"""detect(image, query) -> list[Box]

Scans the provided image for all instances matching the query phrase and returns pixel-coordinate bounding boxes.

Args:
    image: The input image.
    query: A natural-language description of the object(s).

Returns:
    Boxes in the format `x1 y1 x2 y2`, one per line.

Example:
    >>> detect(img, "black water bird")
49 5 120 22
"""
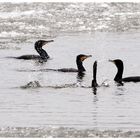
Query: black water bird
15 40 54 61
92 61 98 87
91 61 109 88
109 59 140 83
91 61 98 95
16 54 92 73
35 54 92 72
51 54 92 73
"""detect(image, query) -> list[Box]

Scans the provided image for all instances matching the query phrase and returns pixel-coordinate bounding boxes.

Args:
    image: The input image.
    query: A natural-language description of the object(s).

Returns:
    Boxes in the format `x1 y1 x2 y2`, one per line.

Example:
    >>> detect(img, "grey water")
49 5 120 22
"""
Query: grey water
0 2 140 137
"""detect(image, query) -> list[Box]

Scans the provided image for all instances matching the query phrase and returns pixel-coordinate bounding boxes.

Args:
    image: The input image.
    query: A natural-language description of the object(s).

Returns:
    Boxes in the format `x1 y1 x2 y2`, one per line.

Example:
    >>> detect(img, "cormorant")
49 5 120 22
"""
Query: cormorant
47 54 92 73
91 61 109 88
15 40 54 61
109 59 140 83
92 61 98 87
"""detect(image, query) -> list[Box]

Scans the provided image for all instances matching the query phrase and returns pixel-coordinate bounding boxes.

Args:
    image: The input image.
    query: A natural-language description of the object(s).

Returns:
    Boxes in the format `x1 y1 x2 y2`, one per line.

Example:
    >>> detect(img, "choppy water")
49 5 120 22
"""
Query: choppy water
1 2 140 41
0 2 140 137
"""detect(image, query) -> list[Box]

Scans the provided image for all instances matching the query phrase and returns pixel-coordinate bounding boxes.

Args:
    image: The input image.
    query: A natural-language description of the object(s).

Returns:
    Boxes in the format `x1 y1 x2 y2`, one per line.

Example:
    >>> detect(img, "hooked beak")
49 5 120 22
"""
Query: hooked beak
86 55 92 58
81 55 92 61
84 55 92 60
109 59 114 63
43 40 54 46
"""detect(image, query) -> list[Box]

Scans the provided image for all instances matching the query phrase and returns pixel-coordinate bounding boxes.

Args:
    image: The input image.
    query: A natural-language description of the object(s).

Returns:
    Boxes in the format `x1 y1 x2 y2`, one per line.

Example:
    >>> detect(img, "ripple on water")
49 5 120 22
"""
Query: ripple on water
0 127 140 137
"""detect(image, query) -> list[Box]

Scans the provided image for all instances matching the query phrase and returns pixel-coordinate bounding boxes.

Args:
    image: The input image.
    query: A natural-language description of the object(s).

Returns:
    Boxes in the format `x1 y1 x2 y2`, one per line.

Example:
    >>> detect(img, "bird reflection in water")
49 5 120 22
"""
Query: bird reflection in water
92 87 97 95
77 72 85 83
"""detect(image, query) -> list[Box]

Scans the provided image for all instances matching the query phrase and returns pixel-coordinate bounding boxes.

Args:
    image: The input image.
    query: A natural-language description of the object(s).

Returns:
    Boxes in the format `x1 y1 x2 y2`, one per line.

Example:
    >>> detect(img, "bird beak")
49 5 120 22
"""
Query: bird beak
46 40 54 43
85 55 92 60
43 40 54 46
86 55 92 58
81 55 92 61
109 59 115 63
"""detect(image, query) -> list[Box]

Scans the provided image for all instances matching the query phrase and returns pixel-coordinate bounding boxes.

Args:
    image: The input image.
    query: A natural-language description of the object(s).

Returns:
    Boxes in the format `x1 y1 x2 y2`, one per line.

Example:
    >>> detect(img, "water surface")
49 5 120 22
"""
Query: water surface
0 2 140 137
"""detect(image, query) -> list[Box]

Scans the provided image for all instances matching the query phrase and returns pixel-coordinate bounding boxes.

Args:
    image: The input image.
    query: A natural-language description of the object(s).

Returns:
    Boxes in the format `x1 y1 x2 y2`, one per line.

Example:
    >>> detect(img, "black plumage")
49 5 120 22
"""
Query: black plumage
92 61 98 87
16 40 54 62
56 54 92 72
109 59 140 83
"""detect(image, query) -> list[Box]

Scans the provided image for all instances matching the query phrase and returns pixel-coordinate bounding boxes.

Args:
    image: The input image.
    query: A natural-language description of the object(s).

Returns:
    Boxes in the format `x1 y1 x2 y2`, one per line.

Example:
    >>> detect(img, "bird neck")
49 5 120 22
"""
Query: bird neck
114 64 124 82
35 46 49 59
76 60 85 72
92 61 98 87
